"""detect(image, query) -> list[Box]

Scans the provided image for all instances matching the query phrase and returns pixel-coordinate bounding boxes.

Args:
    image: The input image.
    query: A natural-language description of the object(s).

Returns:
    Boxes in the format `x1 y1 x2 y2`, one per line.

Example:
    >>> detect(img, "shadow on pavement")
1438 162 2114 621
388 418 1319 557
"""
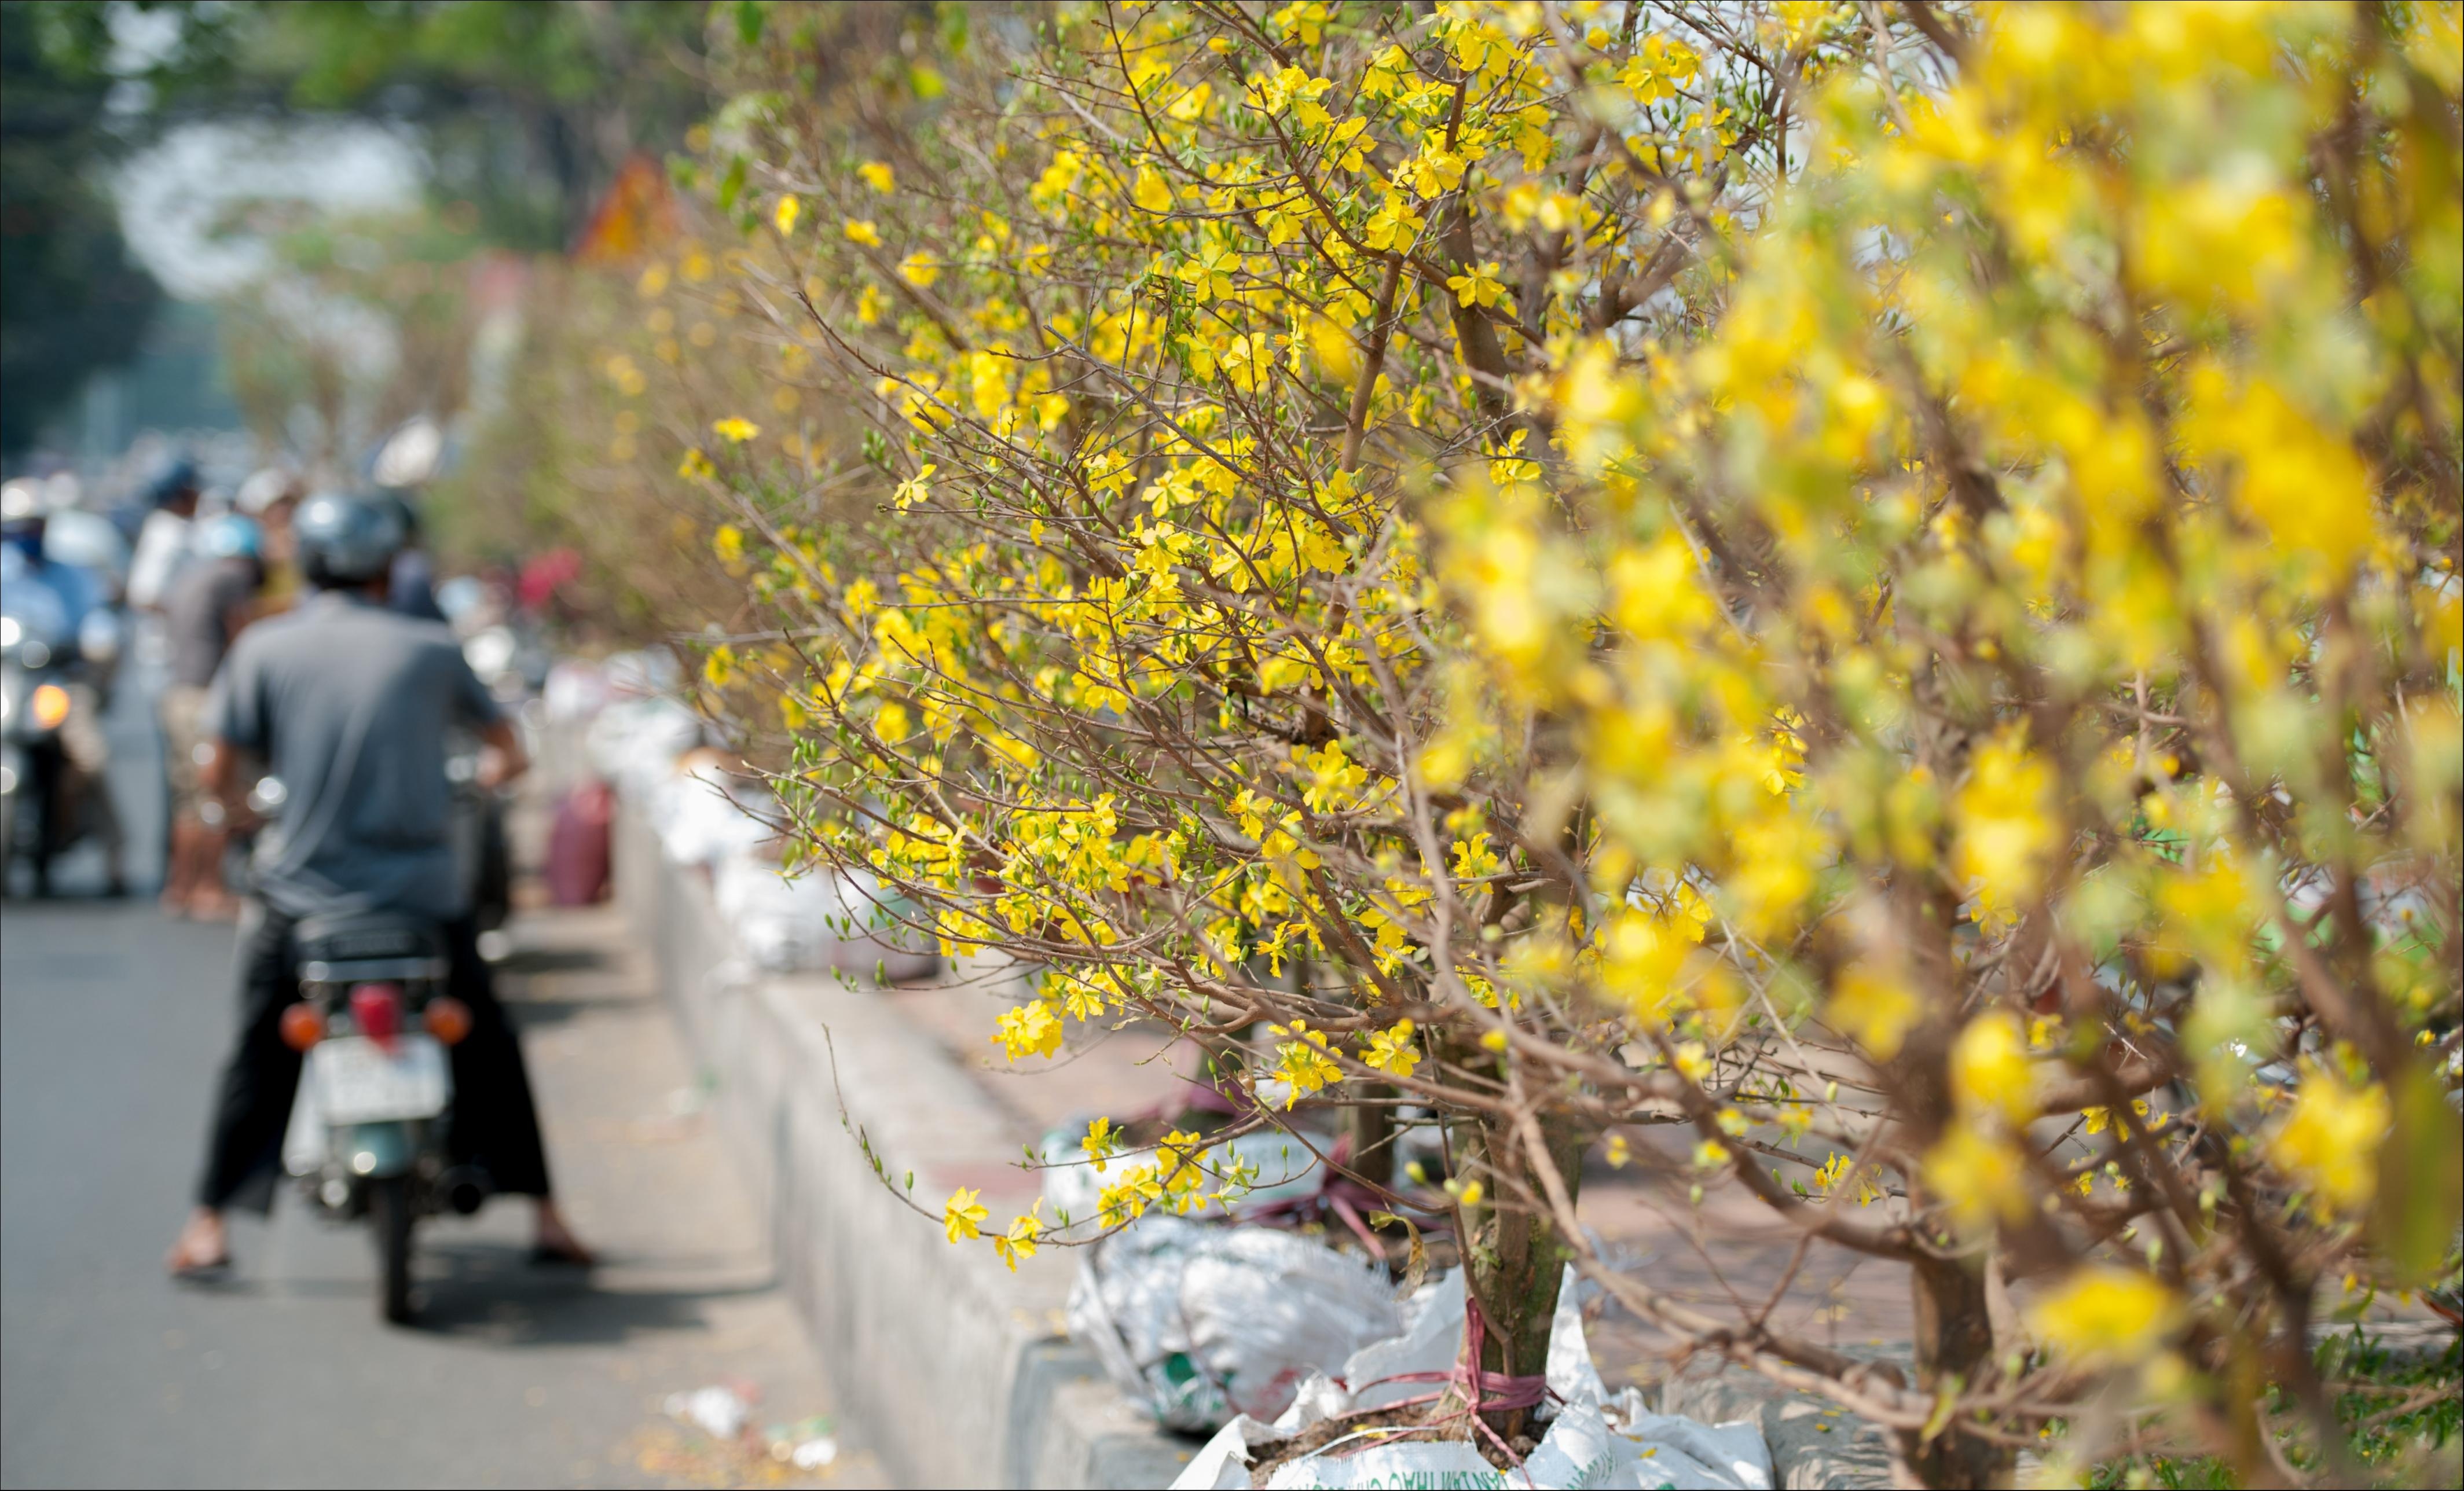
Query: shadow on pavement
399 1241 779 1347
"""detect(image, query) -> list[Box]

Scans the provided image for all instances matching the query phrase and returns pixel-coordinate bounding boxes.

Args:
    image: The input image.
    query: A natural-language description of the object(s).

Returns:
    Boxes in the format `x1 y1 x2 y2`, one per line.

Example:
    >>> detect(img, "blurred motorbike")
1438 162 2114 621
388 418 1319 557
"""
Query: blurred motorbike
276 912 482 1324
0 596 121 896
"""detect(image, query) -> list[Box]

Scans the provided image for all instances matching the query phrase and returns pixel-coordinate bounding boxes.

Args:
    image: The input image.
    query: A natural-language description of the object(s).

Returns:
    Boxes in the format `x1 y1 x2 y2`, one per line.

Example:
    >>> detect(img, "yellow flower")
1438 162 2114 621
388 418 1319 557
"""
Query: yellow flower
1081 1116 1119 1172
702 644 735 689
943 1186 988 1244
1360 1018 1420 1078
713 417 760 443
1444 260 1506 309
2029 1268 2184 1364
1132 165 1173 214
991 999 1064 1062
1923 1125 2030 1231
677 448 715 480
1604 1133 1631 1169
1950 1011 2037 1126
844 218 883 247
773 194 801 234
1953 735 2059 907
899 250 941 288
993 1208 1043 1271
713 524 745 565
894 463 937 511
858 161 894 193
1268 1020 1342 1106
1814 1152 1884 1207
1828 967 1923 1062
2268 1066 2390 1213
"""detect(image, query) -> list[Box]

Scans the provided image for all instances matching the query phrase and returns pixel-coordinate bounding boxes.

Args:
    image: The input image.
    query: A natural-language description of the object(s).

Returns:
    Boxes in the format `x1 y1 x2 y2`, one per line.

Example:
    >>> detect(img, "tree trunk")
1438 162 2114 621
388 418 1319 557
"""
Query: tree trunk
1343 1084 1394 1191
1902 1254 2016 1487
1455 1110 1587 1442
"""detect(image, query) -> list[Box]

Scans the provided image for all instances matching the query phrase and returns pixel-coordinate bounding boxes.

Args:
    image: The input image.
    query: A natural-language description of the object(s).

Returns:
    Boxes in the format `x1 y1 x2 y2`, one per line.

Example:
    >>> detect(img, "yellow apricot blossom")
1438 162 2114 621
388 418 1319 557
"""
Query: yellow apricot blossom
942 1186 988 1244
2029 1268 2185 1365
2268 1067 2392 1214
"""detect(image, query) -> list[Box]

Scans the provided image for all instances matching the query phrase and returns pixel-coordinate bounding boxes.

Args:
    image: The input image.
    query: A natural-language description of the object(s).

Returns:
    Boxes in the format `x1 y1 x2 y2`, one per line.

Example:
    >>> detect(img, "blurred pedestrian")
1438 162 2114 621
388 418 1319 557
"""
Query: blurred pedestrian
166 492 592 1277
157 513 266 920
381 492 448 623
234 466 305 613
125 458 202 614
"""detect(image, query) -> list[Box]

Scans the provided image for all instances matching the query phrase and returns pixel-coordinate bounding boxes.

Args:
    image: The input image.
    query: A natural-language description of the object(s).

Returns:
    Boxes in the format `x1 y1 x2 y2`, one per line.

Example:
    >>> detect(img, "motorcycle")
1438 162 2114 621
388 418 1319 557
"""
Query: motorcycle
1 605 76 895
276 912 483 1323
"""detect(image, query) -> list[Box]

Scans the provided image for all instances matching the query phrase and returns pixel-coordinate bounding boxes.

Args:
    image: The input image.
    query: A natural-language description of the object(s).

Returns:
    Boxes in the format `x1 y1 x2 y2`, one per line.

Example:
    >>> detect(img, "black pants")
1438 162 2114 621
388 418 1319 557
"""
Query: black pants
195 902 554 1212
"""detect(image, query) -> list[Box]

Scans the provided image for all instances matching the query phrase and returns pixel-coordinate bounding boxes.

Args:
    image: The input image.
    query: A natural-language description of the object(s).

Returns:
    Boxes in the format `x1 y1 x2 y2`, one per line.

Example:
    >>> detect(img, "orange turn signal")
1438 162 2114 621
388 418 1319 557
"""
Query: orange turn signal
423 996 472 1046
279 1002 324 1051
30 683 70 732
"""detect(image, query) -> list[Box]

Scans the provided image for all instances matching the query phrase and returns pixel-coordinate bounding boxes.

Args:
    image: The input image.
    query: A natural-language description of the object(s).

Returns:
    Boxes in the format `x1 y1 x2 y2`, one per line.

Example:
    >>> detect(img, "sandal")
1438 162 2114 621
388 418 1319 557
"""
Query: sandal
528 1240 597 1269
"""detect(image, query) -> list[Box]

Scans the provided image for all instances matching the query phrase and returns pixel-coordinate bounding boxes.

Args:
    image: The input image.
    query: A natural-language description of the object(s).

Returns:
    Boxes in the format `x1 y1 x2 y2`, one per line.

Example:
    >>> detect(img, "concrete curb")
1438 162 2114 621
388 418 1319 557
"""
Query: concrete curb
615 810 1197 1489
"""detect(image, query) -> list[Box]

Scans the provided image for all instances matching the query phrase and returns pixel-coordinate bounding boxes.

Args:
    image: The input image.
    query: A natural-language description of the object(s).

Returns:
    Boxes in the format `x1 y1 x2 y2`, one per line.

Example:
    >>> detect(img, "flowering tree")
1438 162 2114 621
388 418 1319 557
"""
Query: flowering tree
659 2 2460 1483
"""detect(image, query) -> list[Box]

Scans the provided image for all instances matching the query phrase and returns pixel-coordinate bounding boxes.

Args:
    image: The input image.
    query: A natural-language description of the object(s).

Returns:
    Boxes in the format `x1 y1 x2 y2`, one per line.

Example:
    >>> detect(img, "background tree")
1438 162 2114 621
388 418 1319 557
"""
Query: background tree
32 0 714 252
0 1 163 457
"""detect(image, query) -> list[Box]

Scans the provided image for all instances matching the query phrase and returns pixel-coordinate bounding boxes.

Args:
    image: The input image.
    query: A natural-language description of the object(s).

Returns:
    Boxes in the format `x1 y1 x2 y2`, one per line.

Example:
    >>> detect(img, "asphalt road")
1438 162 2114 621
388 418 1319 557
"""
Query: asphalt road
1 648 879 1489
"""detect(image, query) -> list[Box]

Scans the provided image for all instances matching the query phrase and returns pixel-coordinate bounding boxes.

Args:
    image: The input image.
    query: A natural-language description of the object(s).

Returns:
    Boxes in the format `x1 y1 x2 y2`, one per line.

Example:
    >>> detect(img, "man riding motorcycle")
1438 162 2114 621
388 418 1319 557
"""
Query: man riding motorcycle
166 491 590 1278
1 479 127 897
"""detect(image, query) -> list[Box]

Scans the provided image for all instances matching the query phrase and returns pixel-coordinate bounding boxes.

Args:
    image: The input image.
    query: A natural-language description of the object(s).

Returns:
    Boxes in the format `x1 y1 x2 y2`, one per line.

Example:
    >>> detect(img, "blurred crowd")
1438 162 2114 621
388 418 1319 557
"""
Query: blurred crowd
1 434 584 909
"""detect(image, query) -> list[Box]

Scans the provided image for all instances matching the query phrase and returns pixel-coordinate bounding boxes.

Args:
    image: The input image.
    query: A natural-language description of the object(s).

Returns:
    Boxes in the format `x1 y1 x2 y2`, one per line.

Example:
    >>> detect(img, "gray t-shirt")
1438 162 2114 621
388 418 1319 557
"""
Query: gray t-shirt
164 556 259 689
206 590 499 920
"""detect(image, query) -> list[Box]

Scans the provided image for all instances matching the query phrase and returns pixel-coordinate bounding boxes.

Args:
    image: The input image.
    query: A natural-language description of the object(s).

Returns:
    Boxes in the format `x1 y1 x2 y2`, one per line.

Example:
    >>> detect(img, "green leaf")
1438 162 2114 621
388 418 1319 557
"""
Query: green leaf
716 153 749 211
733 0 767 47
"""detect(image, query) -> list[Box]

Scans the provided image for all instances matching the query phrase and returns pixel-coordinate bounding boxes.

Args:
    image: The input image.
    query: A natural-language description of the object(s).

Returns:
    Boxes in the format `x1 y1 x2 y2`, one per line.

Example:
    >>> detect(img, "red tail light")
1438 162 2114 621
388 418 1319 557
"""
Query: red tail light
349 983 404 1047
423 996 472 1046
279 1002 324 1051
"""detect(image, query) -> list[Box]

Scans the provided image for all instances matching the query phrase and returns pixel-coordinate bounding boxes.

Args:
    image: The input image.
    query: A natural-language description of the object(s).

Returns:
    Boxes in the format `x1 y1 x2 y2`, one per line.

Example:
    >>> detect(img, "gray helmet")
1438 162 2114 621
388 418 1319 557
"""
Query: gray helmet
295 491 406 587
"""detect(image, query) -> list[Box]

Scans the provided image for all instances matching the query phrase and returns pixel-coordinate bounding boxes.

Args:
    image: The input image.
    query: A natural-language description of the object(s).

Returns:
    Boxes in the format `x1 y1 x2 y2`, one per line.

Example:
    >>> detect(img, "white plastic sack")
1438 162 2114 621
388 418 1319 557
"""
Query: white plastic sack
712 851 940 979
1039 1128 1325 1236
1171 1269 1772 1490
658 763 774 869
586 696 702 801
1068 1216 1405 1432
1178 1400 1769 1490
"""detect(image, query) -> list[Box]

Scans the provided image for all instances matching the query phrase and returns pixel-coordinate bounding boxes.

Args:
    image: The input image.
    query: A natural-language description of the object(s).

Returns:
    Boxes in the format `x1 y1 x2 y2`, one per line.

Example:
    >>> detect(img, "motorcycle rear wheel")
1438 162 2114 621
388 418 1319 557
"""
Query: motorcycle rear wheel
367 1176 416 1324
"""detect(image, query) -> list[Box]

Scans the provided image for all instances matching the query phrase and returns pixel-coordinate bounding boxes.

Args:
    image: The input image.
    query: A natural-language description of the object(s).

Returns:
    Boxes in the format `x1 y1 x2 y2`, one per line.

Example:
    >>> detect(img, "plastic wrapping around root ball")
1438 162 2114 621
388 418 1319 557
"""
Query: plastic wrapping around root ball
1169 1268 1777 1490
1066 1215 1405 1431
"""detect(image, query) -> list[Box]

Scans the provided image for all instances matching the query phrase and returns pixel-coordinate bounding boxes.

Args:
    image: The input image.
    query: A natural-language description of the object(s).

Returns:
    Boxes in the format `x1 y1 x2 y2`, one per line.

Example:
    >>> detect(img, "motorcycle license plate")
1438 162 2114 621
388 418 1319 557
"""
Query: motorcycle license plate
309 1036 450 1124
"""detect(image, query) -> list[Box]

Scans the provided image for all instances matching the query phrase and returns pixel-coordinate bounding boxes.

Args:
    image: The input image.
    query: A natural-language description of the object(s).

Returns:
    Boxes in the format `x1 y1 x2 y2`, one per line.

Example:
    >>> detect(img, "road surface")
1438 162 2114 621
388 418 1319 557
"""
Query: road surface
1 648 879 1489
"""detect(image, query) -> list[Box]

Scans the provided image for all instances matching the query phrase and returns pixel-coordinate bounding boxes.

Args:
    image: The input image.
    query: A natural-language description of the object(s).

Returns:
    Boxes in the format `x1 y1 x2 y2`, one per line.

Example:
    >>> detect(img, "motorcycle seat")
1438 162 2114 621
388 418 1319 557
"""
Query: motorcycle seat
292 912 448 967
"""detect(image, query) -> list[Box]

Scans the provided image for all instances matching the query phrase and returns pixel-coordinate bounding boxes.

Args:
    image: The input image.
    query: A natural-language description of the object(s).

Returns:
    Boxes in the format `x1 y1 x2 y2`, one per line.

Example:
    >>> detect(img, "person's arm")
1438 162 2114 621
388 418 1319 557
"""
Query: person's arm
476 716 528 789
197 738 250 828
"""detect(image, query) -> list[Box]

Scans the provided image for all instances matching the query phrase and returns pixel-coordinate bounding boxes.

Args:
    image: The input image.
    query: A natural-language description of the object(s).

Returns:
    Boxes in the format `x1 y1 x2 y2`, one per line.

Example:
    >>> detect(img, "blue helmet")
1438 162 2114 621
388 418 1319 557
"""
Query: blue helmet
148 458 201 508
295 492 406 587
197 513 262 561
